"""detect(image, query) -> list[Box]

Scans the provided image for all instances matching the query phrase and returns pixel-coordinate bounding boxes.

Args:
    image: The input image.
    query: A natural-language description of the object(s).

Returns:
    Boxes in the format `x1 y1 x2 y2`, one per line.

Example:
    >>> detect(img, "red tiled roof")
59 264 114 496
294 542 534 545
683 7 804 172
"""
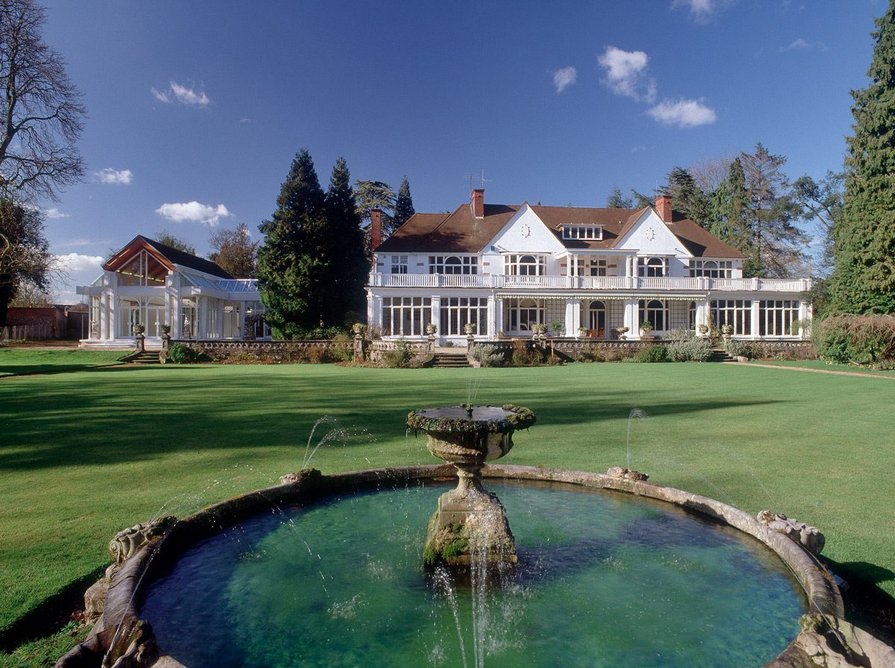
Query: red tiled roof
377 201 744 259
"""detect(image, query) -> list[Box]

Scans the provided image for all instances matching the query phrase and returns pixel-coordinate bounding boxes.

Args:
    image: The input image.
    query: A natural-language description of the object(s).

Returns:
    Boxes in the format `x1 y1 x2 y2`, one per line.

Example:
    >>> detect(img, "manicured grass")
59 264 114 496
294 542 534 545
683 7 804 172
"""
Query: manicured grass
1 355 893 662
0 349 123 377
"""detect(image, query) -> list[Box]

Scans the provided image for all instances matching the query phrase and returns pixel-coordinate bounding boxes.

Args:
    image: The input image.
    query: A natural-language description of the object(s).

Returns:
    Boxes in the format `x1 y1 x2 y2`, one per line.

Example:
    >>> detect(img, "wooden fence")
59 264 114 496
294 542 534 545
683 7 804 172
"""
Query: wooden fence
0 323 55 341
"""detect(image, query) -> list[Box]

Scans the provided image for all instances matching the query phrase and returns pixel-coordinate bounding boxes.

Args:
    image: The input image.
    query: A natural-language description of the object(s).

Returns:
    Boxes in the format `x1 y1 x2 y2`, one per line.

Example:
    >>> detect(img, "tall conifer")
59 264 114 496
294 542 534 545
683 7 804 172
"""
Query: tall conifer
829 2 895 313
324 157 368 324
392 176 416 232
257 149 326 338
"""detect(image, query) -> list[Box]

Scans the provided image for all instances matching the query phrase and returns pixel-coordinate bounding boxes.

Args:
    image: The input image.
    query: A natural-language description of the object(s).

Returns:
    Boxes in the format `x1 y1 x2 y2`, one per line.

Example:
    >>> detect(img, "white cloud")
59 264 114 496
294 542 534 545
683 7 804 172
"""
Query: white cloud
597 46 656 103
648 99 717 127
52 253 105 304
56 252 104 273
151 81 211 107
672 0 716 23
156 201 230 226
781 38 826 52
43 207 69 219
96 168 133 185
552 66 577 93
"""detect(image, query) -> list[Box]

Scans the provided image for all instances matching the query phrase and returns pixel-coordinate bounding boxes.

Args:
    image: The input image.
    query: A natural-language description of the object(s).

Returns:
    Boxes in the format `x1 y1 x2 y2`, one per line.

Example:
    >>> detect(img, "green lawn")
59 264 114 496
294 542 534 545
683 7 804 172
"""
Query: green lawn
1 352 893 663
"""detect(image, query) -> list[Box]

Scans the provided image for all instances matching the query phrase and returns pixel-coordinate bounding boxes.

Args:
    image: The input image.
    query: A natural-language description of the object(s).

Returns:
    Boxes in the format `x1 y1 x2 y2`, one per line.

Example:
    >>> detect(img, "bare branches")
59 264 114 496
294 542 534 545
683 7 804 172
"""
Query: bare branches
0 0 84 202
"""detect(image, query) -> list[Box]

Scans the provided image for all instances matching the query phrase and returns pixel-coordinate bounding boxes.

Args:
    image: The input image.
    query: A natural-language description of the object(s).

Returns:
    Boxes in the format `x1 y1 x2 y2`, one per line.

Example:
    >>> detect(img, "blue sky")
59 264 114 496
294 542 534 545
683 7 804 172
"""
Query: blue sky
38 0 884 302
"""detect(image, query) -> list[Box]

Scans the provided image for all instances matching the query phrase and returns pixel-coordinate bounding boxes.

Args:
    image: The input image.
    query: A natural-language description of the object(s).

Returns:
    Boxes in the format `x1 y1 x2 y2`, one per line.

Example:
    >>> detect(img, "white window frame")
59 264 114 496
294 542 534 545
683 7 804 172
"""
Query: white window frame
428 255 477 275
382 297 431 336
390 255 408 274
440 297 488 336
637 257 667 278
638 299 668 331
561 225 603 240
505 254 545 276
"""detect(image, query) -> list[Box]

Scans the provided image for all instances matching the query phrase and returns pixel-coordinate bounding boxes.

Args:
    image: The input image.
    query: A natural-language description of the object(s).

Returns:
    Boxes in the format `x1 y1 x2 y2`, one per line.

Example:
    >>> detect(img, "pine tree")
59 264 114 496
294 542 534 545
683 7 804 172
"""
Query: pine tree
738 144 807 277
392 176 415 232
257 149 327 338
323 157 367 325
665 167 711 228
606 186 633 208
829 2 895 313
710 157 750 252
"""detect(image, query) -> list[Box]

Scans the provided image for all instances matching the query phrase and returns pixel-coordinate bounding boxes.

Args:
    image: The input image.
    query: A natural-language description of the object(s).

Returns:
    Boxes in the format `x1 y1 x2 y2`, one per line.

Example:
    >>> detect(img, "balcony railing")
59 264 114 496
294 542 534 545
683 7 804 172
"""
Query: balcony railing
368 273 811 293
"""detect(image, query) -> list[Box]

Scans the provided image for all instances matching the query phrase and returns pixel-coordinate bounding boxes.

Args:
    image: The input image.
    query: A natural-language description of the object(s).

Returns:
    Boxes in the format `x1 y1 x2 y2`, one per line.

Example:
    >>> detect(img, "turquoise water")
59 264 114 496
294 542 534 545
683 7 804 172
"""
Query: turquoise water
141 482 804 667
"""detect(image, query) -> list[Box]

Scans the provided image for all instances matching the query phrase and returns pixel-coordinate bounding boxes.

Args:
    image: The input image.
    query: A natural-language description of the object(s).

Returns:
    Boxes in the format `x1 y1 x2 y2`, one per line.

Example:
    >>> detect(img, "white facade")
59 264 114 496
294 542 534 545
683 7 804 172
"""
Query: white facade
76 237 266 347
367 198 812 343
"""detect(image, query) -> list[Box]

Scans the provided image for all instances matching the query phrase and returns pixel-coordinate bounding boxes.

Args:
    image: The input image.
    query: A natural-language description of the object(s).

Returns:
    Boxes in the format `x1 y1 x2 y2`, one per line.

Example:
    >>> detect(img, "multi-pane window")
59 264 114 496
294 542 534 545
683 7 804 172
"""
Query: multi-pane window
638 299 668 330
390 255 408 274
505 298 544 331
712 299 752 336
637 257 667 277
428 255 477 274
759 300 799 336
505 254 544 276
568 257 607 276
382 297 431 336
690 260 733 278
561 225 603 240
440 297 487 336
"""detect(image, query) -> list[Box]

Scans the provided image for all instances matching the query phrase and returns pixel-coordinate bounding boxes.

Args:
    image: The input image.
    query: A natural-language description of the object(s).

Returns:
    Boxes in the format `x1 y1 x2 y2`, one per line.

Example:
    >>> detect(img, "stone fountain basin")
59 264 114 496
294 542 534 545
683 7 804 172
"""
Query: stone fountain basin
407 404 535 463
57 465 895 668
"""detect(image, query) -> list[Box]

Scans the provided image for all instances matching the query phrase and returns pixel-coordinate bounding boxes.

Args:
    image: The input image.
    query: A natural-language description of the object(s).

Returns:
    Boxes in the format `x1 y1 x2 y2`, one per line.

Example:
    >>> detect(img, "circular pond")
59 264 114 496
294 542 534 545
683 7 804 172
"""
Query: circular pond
141 480 804 667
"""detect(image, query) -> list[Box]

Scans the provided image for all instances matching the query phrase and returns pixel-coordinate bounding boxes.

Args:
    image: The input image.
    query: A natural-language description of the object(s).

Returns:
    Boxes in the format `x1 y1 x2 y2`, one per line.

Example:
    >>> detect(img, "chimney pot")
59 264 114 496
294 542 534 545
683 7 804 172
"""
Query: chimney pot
471 188 485 219
655 195 673 223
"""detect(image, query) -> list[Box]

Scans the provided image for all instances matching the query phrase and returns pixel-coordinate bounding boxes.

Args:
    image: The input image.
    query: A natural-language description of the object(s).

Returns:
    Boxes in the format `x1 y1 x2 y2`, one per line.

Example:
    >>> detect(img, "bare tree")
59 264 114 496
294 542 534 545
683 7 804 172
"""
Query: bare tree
0 0 85 200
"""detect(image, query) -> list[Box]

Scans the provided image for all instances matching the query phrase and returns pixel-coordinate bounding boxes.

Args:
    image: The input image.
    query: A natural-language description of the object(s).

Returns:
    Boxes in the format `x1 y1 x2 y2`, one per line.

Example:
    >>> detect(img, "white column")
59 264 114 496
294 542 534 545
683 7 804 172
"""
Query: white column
799 300 811 339
624 298 638 336
751 300 760 339
494 297 504 336
431 296 441 336
565 299 579 337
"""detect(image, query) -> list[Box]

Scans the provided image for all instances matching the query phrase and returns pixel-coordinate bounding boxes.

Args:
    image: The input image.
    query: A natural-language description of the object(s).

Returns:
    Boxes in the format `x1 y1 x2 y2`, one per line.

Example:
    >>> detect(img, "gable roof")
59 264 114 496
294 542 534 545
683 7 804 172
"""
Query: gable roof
104 235 235 279
377 201 744 259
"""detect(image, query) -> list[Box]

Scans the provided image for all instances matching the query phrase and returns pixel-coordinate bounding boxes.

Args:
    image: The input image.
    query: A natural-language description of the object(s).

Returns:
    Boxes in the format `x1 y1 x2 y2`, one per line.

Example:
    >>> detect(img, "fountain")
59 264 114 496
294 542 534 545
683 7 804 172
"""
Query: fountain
56 406 895 668
406 403 535 569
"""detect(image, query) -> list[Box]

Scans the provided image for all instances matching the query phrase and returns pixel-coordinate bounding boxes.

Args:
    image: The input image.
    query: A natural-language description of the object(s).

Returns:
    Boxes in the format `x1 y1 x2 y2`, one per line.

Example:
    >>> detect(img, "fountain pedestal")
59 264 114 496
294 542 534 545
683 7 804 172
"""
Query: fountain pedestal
407 405 535 569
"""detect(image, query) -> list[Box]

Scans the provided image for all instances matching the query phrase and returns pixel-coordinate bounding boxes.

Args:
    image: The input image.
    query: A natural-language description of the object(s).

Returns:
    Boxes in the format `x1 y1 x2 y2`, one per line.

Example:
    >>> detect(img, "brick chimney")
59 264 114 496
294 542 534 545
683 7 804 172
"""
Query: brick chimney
370 208 382 250
655 195 673 223
471 188 485 219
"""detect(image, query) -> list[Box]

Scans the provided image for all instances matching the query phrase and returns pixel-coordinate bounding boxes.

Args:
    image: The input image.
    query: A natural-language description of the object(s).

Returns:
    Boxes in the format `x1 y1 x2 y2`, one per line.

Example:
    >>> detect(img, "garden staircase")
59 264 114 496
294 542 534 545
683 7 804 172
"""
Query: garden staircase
121 349 163 365
709 348 736 363
431 351 471 368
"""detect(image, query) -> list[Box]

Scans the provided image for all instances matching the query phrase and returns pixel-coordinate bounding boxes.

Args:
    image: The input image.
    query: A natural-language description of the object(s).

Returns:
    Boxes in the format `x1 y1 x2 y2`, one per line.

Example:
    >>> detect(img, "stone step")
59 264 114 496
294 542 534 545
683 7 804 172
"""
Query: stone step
432 353 470 368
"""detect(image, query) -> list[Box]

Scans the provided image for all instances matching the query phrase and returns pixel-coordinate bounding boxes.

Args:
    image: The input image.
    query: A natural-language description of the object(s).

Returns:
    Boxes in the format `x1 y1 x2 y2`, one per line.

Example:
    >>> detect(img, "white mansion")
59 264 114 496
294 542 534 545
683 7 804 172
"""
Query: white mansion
77 192 811 347
366 190 812 343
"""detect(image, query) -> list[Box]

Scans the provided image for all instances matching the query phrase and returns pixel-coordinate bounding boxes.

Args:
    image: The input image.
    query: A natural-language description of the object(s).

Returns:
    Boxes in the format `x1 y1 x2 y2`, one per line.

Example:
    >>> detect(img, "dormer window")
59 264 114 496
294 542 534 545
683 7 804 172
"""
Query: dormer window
561 225 603 240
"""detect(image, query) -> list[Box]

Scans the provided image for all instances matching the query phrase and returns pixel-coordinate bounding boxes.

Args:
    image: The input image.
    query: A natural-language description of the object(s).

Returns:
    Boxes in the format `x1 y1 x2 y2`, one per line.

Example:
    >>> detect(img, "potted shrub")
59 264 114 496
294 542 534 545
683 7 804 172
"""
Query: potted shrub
550 319 563 337
463 322 476 336
531 323 547 339
721 324 733 340
426 322 437 336
698 324 709 336
639 321 654 339
615 326 629 340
